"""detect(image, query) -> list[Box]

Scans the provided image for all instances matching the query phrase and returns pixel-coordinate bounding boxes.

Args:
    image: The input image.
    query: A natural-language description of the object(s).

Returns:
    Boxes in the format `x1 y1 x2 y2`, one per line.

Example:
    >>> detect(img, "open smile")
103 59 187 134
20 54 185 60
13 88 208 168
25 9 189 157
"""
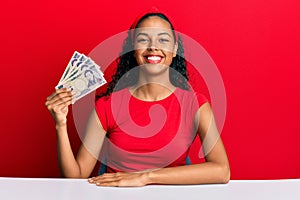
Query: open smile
144 55 163 64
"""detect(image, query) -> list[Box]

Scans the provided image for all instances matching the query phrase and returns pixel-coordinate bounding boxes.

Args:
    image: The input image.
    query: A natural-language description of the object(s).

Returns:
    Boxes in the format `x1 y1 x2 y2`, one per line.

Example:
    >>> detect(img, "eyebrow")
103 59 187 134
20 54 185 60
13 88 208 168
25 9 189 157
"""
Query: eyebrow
158 32 172 37
136 33 148 37
136 32 172 38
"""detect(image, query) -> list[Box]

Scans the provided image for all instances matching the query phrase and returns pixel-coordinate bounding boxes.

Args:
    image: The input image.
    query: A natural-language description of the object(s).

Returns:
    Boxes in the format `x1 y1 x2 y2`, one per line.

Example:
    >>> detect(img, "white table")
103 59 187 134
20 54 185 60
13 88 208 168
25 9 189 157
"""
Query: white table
0 177 299 200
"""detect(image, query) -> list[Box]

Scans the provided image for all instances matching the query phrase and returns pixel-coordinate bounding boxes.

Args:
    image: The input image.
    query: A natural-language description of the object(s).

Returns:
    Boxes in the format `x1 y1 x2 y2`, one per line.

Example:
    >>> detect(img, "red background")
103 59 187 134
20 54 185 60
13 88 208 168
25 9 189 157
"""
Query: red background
1 0 299 179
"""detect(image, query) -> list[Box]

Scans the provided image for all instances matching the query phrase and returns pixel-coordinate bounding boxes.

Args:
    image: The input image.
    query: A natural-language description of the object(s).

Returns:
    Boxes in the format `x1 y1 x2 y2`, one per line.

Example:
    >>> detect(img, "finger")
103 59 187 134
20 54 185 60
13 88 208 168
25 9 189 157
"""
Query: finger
46 88 71 101
88 177 95 183
46 91 73 108
89 174 122 185
46 93 71 108
46 95 72 110
89 171 126 180
90 175 116 183
99 173 121 178
53 93 73 106
52 89 73 103
96 181 120 187
46 95 73 112
90 173 118 181
95 176 121 184
54 98 73 111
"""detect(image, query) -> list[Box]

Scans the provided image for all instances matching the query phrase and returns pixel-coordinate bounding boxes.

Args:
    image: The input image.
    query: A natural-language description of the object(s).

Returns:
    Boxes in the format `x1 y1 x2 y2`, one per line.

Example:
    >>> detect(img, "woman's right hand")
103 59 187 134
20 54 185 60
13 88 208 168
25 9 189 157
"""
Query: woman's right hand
45 88 74 127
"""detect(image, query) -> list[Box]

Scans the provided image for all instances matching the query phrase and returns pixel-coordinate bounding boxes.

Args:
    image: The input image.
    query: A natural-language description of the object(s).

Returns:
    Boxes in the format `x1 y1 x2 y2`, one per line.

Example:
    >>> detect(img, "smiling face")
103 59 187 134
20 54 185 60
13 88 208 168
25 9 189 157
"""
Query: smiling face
133 16 178 69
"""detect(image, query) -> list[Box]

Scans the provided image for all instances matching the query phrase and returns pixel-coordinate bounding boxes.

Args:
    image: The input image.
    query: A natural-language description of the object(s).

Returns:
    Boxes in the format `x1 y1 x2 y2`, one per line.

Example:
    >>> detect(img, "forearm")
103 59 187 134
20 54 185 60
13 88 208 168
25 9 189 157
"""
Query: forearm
146 162 230 185
56 124 82 178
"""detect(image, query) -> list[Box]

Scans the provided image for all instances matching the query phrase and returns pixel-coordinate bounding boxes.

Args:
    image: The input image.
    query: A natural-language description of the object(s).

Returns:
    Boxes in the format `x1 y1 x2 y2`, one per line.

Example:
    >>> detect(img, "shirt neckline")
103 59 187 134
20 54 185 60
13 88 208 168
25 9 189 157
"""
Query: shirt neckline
127 87 177 103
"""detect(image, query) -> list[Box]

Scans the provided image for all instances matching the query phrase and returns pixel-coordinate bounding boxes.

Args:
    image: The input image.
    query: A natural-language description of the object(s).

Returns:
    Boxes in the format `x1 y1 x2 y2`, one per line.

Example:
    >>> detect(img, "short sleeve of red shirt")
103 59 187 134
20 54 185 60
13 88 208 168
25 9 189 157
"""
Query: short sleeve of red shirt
95 96 111 132
195 92 209 108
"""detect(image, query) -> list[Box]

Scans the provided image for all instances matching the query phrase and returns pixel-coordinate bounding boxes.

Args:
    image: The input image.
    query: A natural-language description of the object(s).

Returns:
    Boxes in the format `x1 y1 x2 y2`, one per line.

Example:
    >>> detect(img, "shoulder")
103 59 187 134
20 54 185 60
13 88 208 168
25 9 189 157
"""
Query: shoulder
175 87 209 107
195 91 209 107
94 88 129 131
95 88 129 108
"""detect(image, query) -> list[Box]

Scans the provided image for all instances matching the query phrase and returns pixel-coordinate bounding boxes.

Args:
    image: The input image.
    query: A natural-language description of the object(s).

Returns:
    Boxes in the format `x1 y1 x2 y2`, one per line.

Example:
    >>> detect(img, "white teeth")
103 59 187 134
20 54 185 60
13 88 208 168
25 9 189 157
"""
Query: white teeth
147 56 161 61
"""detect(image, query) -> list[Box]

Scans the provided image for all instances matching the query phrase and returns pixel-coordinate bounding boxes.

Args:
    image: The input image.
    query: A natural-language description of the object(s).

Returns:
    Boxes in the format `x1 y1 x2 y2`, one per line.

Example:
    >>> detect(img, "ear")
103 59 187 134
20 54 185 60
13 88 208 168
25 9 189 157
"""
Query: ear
172 42 178 58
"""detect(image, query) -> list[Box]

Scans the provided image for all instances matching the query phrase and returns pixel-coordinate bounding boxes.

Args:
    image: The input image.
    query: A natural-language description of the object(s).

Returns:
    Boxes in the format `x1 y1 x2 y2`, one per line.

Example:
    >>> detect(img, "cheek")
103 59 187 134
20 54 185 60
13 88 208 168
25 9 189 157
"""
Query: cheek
165 52 175 64
134 49 143 57
134 50 144 64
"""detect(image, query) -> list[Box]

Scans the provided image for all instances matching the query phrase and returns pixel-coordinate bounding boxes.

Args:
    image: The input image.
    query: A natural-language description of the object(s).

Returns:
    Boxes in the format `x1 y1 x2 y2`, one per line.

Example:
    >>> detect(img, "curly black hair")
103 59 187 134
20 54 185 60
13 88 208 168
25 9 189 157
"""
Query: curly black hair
98 13 189 98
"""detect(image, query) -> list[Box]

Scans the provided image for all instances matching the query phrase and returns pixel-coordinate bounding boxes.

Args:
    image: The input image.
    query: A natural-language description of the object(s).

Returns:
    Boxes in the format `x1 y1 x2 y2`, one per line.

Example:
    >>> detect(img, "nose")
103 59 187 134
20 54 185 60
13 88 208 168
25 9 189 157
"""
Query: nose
147 40 158 51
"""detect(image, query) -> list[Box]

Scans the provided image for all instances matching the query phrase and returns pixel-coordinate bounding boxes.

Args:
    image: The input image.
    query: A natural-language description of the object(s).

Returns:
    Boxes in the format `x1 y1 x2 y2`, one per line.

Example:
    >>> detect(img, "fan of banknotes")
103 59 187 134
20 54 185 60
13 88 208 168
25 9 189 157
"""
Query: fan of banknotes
56 51 106 103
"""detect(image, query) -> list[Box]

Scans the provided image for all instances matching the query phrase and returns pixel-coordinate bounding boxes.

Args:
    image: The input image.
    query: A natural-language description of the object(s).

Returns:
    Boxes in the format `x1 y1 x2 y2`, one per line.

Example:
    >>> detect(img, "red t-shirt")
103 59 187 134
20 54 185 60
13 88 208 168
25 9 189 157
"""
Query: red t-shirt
95 87 208 172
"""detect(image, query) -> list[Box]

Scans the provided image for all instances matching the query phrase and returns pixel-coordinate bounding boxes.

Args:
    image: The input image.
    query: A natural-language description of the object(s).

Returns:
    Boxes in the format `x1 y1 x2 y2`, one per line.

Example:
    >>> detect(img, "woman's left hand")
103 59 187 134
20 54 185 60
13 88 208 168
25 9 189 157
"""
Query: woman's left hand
88 172 150 187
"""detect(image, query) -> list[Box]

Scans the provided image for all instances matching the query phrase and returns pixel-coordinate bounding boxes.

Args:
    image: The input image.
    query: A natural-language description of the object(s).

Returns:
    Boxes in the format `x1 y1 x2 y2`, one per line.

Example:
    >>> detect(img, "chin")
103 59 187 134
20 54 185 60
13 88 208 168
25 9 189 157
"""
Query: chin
139 63 169 76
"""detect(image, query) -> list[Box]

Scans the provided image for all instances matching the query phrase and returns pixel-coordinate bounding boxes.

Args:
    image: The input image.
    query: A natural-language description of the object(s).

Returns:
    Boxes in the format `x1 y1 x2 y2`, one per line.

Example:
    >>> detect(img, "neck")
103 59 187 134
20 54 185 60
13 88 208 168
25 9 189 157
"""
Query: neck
130 65 176 101
130 83 176 101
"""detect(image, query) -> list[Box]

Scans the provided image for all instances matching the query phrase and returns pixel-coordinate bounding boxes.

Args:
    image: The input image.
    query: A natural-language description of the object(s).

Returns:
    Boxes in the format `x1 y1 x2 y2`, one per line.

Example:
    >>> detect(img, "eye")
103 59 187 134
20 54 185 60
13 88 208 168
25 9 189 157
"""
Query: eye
136 38 149 43
159 38 170 43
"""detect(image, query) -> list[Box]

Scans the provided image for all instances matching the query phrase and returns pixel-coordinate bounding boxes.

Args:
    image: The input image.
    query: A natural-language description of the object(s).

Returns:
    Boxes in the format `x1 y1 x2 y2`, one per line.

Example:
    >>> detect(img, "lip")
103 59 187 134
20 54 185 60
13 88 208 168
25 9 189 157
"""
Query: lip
144 54 164 64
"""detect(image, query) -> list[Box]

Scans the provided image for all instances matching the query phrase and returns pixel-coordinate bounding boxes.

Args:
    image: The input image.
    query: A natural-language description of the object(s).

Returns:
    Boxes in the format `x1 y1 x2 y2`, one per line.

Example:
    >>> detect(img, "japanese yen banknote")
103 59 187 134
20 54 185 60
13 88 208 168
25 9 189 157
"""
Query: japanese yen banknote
56 51 106 103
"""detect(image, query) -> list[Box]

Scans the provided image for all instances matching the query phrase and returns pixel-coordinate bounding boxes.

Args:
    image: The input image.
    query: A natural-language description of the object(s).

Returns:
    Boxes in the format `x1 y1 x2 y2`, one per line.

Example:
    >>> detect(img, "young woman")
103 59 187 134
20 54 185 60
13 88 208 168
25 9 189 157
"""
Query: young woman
45 9 230 187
